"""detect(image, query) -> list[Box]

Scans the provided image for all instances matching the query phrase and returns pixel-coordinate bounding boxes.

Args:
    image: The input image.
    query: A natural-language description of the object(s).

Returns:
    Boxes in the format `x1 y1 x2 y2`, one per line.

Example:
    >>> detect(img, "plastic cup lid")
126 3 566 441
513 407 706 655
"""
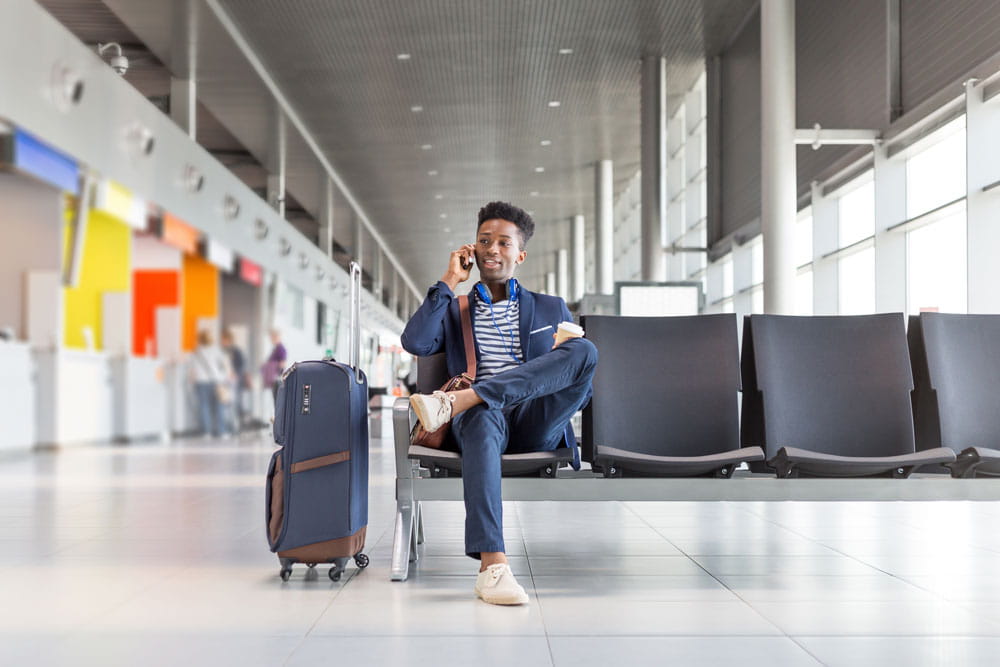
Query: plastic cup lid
557 321 584 336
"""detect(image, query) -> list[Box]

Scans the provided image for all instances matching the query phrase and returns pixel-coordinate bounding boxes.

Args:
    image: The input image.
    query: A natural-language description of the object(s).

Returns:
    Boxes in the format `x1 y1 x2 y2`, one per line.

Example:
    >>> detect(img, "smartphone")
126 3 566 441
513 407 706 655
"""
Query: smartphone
461 254 474 270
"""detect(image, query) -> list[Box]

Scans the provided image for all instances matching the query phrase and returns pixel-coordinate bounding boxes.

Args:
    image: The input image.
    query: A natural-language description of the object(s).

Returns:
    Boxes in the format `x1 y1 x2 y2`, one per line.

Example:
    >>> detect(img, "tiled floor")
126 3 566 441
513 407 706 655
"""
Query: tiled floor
3 425 1000 666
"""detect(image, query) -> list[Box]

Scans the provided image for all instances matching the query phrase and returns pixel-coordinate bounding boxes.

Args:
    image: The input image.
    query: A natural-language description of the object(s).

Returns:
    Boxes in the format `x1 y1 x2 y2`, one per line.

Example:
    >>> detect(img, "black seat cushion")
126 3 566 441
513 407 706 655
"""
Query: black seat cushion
409 445 573 478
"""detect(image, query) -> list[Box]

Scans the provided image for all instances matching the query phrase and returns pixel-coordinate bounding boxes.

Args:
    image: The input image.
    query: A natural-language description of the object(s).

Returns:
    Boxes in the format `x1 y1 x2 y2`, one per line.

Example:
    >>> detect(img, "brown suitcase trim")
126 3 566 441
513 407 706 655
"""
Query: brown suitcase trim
268 455 284 544
277 526 367 561
290 450 351 474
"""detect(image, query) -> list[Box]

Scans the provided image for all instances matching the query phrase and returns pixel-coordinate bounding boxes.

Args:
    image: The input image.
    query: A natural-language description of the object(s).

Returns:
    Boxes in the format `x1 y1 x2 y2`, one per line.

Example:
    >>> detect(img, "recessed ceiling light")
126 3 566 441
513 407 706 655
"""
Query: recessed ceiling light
547 100 561 108
427 170 438 176
442 226 451 233
527 210 535 216
558 48 573 55
397 53 411 60
534 166 545 173
410 105 423 113
421 144 433 150
540 139 552 146
434 194 443 200
530 191 539 197
440 213 448 219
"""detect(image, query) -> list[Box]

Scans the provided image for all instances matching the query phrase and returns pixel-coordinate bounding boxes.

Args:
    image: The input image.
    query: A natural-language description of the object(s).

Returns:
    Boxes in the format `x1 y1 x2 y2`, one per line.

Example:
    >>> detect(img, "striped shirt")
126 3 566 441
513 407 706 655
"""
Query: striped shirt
473 296 522 380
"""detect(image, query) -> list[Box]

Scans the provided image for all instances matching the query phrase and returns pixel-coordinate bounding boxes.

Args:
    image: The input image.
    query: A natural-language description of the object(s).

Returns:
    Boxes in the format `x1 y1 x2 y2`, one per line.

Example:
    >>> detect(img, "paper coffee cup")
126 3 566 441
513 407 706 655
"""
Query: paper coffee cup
554 321 585 345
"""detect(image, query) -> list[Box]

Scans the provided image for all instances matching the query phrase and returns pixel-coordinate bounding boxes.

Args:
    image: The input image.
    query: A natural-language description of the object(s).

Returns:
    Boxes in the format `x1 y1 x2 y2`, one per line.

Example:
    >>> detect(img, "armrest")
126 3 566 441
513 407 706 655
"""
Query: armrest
393 396 415 480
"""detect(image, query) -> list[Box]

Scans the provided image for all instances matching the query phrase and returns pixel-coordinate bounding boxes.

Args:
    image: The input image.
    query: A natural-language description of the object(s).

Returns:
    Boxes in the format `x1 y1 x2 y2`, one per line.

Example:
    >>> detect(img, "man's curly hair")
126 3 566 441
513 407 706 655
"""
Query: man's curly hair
477 201 534 248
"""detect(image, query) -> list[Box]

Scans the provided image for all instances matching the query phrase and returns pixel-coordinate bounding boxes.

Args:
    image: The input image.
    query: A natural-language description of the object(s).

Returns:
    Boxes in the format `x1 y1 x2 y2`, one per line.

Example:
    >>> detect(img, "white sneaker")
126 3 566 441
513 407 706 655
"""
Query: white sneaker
410 390 453 434
474 563 529 605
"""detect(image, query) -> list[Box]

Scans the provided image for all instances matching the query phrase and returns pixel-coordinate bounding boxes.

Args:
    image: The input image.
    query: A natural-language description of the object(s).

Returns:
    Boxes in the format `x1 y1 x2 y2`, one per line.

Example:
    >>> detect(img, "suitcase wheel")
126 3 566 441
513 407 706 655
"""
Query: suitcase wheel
354 553 370 569
306 563 317 569
279 567 292 582
328 566 342 582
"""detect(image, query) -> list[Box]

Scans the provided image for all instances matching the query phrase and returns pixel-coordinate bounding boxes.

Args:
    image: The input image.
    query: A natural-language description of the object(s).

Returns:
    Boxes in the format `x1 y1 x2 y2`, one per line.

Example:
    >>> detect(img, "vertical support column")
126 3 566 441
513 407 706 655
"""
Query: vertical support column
545 271 556 296
760 0 797 314
373 250 384 304
319 178 335 259
874 146 907 314
966 78 1000 313
266 112 286 217
353 215 364 271
810 181 839 315
390 268 400 317
556 249 569 302
595 160 614 294
571 214 585 301
169 78 197 139
640 56 667 281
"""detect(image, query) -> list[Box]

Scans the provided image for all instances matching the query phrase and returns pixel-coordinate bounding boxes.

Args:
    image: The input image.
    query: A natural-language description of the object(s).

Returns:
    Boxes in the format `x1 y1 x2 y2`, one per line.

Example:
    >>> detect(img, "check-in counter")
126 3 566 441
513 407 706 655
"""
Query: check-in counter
110 356 168 441
163 358 200 436
0 341 37 450
33 348 114 446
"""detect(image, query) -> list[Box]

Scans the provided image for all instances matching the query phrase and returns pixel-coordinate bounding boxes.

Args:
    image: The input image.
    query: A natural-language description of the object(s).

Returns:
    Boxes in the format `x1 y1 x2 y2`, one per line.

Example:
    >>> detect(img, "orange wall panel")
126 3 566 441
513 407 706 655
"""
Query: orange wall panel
132 270 179 356
181 254 218 351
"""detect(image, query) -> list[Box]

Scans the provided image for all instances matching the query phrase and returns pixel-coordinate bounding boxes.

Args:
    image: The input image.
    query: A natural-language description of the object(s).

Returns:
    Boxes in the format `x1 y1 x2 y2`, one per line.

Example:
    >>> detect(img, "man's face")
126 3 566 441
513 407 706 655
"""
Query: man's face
475 219 527 283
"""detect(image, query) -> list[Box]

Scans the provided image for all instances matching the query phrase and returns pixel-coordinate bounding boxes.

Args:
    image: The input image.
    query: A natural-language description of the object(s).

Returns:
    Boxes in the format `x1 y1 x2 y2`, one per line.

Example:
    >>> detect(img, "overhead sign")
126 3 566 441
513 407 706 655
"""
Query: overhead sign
239 258 263 287
161 213 199 255
9 128 79 193
94 179 146 229
205 238 234 272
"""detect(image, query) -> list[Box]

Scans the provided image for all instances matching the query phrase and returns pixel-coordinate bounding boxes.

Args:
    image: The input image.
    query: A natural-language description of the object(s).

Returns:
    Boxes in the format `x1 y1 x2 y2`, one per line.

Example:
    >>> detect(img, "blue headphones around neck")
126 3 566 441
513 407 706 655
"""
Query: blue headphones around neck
474 278 519 305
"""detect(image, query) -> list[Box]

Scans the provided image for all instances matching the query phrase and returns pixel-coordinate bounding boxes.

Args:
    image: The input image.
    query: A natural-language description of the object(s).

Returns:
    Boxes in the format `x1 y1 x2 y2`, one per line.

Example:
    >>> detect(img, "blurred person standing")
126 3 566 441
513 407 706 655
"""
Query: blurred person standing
221 329 249 432
262 328 287 402
190 329 233 437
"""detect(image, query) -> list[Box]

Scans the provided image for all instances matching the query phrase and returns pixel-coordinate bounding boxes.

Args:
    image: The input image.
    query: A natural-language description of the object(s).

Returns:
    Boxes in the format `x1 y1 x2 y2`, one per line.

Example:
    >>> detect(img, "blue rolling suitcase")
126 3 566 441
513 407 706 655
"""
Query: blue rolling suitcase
266 262 369 582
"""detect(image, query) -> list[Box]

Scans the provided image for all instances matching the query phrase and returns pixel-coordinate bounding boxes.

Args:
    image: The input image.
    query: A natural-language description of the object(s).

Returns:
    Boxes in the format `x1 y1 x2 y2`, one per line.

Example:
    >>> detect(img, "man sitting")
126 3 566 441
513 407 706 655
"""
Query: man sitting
401 201 598 606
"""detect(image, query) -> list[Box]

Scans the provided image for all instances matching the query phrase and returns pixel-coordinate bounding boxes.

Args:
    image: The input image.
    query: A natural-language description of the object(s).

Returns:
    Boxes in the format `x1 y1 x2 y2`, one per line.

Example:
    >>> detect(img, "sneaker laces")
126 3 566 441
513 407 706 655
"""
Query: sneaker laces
484 563 508 586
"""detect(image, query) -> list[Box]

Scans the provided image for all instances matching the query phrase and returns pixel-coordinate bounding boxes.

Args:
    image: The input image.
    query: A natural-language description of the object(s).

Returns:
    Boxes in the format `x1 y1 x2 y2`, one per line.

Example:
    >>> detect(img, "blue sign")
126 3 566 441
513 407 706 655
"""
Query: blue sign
13 129 79 194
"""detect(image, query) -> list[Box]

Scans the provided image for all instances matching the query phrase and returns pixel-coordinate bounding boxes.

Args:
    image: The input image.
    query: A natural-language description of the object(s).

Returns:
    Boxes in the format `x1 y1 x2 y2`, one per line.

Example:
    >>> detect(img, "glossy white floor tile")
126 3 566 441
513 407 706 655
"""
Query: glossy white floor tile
4 433 1000 666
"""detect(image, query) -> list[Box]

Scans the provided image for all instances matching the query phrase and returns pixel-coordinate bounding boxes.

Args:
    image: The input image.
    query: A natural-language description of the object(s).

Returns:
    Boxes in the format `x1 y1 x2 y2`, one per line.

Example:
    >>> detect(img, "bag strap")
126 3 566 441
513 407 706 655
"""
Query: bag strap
458 295 476 380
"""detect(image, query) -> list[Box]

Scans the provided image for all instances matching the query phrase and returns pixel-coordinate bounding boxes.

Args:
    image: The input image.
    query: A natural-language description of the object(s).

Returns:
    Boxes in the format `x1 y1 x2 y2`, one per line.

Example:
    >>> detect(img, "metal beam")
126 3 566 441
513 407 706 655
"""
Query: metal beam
794 125 881 149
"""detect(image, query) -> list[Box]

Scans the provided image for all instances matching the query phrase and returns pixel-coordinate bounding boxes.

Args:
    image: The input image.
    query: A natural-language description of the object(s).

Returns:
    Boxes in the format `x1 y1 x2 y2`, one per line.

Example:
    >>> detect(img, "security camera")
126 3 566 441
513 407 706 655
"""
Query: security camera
109 54 129 75
97 43 129 76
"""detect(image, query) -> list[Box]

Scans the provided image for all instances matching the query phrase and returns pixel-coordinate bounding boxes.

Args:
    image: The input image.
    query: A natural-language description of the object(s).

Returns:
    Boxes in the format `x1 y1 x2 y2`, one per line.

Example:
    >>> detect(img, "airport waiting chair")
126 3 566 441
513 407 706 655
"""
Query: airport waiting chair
908 313 1000 478
741 313 955 478
404 353 575 478
581 314 764 477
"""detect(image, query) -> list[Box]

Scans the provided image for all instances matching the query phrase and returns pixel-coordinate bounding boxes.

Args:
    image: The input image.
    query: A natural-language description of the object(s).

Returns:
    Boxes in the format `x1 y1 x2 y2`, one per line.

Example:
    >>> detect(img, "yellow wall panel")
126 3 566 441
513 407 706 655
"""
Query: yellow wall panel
63 209 131 349
181 254 218 351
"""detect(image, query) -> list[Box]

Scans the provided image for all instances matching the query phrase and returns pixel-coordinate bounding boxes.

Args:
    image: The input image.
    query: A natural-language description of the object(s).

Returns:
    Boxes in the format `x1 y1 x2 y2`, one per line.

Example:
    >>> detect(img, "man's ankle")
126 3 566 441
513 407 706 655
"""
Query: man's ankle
479 552 507 571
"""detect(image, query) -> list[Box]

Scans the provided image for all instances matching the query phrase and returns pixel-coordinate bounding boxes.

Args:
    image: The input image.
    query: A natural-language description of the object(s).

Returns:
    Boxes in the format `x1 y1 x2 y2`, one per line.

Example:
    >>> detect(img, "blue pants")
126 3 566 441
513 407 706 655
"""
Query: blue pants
194 382 227 437
452 337 598 559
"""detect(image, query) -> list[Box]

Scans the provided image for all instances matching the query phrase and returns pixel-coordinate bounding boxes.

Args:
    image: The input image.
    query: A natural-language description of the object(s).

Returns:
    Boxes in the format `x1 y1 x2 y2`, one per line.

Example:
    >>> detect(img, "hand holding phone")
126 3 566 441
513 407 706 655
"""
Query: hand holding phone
442 243 476 289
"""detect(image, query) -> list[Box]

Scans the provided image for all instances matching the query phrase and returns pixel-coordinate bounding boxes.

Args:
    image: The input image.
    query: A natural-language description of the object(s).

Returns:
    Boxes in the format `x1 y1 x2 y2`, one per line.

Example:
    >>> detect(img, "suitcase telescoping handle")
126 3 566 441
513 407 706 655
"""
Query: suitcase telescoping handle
348 261 363 384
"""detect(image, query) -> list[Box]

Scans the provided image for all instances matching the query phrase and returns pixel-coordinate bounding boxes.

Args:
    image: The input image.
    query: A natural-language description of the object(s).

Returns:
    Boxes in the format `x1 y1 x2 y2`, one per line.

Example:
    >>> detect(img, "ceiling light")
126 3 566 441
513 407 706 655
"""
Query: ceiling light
547 100 561 108
530 191 539 197
540 139 552 146
427 170 438 176
439 213 448 219
410 105 423 113
397 53 411 60
434 194 443 200
421 144 432 150
534 166 545 173
527 211 535 216
442 226 451 233
558 48 573 55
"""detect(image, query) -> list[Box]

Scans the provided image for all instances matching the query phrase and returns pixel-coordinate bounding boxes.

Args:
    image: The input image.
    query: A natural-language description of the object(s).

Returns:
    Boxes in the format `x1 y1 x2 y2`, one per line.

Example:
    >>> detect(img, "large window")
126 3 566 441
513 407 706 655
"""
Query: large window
838 178 875 248
904 116 968 316
906 117 966 219
839 246 875 315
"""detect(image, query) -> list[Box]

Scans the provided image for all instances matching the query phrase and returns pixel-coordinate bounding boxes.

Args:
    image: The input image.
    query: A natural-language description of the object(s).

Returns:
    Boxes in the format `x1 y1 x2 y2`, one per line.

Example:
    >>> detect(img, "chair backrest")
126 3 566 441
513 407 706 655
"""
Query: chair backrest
582 314 741 461
741 313 916 459
416 354 450 393
911 312 1000 451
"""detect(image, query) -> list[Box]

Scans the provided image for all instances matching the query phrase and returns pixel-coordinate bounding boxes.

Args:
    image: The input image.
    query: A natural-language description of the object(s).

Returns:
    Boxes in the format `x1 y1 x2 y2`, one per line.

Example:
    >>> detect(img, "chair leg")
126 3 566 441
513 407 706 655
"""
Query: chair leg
390 498 414 582
416 501 425 545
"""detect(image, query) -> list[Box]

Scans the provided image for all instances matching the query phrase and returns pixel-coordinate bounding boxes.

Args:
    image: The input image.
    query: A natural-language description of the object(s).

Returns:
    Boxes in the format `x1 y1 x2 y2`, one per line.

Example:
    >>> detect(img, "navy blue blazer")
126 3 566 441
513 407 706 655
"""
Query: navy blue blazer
401 281 586 466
